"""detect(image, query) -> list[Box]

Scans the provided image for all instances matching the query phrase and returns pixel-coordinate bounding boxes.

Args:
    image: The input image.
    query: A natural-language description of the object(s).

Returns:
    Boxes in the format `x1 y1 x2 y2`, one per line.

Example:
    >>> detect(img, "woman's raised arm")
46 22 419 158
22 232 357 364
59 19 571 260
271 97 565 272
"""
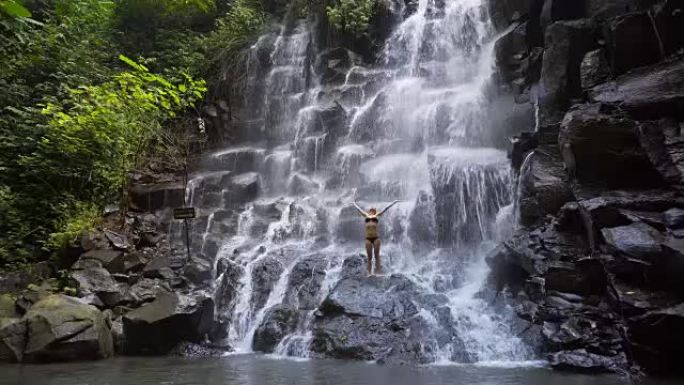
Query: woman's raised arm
378 200 400 216
352 202 369 217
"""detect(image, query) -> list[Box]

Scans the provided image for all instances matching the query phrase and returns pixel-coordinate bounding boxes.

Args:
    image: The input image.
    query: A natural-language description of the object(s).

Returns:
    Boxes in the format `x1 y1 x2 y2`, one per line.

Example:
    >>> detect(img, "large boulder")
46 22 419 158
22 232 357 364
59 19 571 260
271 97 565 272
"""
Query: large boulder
76 249 125 274
252 304 297 353
0 317 26 362
549 349 628 373
579 49 610 90
314 48 362 85
628 302 684 374
129 182 184 212
517 147 574 226
603 12 663 76
250 256 284 313
540 0 585 31
488 0 535 30
22 295 113 362
311 255 469 364
559 104 663 188
122 291 214 354
71 267 125 308
539 19 596 126
654 0 684 56
637 119 684 185
589 59 684 120
585 0 640 20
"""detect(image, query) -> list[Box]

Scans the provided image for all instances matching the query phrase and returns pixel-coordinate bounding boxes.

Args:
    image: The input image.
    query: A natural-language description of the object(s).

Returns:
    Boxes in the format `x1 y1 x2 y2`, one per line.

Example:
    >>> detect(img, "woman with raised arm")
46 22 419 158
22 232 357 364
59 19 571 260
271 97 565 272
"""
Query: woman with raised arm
352 200 400 275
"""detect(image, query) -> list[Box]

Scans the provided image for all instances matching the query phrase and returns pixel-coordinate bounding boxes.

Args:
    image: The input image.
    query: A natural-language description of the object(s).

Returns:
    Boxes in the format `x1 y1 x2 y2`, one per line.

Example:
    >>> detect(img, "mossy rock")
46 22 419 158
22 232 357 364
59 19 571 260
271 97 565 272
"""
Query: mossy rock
0 294 18 318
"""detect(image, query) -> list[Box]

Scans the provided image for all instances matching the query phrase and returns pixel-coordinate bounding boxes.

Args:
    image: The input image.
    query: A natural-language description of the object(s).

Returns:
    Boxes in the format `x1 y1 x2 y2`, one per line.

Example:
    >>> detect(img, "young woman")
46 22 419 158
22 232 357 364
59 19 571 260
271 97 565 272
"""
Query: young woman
352 200 400 275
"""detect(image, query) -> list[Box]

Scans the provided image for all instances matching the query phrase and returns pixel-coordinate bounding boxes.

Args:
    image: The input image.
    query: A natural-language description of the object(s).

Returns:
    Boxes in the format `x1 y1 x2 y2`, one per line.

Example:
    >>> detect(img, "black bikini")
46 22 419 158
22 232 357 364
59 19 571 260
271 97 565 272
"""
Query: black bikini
365 217 379 242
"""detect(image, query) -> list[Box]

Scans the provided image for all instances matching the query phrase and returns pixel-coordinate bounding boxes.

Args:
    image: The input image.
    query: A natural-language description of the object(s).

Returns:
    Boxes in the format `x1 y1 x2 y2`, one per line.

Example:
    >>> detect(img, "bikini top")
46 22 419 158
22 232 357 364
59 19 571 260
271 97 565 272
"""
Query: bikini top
365 217 379 223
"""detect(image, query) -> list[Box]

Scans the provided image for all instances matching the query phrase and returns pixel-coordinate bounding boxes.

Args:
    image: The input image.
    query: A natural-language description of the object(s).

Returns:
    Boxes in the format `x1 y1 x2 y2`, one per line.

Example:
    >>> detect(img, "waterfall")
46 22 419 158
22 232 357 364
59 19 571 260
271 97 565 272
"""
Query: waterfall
185 0 533 363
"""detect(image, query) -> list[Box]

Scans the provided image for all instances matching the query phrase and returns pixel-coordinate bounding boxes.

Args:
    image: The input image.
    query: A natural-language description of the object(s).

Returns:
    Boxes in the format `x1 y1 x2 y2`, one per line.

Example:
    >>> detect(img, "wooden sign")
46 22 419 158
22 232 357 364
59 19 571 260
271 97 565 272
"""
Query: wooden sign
173 207 196 219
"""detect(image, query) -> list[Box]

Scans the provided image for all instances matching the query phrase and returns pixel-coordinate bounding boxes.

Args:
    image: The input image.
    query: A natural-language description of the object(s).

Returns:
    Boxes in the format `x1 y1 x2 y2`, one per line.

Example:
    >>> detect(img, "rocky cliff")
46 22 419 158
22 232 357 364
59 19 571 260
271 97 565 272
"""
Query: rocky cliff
488 0 684 375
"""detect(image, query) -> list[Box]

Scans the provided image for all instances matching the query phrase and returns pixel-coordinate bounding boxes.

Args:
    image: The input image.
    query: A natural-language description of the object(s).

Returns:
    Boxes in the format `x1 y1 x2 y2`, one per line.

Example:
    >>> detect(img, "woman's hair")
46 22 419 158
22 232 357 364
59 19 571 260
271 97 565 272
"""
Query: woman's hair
368 208 377 214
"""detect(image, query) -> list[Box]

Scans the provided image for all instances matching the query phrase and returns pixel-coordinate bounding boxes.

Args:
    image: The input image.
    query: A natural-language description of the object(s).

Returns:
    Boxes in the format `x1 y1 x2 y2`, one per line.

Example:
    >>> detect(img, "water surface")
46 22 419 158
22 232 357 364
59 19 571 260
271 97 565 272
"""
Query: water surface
0 355 674 385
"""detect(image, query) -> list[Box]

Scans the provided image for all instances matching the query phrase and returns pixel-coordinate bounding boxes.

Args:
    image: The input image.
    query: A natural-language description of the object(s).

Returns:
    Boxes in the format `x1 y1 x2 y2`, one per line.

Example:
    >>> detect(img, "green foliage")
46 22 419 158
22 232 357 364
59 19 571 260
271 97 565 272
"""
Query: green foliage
203 0 266 75
24 55 206 208
45 202 102 250
326 0 376 37
0 0 31 18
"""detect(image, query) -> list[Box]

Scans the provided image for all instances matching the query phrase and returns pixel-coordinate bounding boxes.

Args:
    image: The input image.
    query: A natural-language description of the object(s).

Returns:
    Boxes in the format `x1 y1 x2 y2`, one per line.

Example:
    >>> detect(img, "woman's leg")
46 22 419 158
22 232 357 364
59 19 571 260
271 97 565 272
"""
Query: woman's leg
365 239 373 274
373 239 381 274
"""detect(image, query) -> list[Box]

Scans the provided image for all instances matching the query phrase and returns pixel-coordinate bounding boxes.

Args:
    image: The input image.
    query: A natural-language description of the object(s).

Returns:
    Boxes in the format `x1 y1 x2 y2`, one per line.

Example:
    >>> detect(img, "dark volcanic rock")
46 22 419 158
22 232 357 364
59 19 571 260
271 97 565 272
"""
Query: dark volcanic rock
589 59 684 120
544 258 607 296
628 302 684 374
559 104 663 188
549 349 628 373
23 295 113 362
585 0 640 20
252 304 297 353
579 49 610 89
518 148 574 226
539 19 596 126
77 249 125 274
311 256 468 364
540 0 586 31
122 292 214 354
604 12 663 76
130 183 184 212
488 0 535 30
250 256 284 313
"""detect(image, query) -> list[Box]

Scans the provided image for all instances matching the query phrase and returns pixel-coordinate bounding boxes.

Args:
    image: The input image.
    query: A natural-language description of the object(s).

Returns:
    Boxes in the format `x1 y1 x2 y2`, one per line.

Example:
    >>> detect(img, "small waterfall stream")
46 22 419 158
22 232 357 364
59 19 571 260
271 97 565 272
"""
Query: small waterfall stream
179 0 533 364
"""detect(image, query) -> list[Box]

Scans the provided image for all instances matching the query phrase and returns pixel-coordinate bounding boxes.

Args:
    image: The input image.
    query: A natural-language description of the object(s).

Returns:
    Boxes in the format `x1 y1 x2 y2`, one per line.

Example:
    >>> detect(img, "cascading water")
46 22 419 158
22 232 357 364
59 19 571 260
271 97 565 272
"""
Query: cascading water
180 0 534 364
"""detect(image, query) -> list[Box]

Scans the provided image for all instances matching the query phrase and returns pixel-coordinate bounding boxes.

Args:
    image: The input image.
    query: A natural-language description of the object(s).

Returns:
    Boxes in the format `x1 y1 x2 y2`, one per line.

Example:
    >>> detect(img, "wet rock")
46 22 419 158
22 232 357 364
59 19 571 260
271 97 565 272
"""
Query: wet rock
539 19 596 126
169 341 229 357
103 230 131 251
604 12 662 76
601 222 663 260
77 249 125 274
23 295 113 362
122 291 214 354
129 182 184 212
126 278 168 306
559 104 663 188
509 132 538 172
628 302 684 374
314 48 361 85
143 255 175 280
122 252 147 273
80 232 109 251
549 349 628 373
312 256 468 364
488 0 535 30
252 304 297 353
495 21 529 85
610 281 680 317
654 0 684 56
518 148 574 226
288 173 320 196
226 172 260 205
284 256 327 310
182 258 213 286
251 256 284 313
216 260 244 317
637 119 684 185
545 258 606 296
109 316 125 354
202 147 265 173
664 208 684 229
0 317 26 362
580 49 609 89
71 267 124 307
585 0 640 20
0 294 17 319
589 60 684 120
540 0 586 31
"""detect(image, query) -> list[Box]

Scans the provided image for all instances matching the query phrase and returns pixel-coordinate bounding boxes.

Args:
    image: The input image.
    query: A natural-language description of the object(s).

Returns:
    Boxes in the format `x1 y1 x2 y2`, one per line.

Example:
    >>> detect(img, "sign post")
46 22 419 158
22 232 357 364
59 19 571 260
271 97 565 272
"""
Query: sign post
174 206 195 262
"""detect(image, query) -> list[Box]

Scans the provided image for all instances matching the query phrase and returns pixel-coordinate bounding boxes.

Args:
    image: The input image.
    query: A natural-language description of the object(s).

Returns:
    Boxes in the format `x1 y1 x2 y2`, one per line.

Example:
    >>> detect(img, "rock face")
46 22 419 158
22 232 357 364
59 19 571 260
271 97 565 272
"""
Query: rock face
22 295 113 362
491 0 684 375
310 256 468 364
122 291 214 354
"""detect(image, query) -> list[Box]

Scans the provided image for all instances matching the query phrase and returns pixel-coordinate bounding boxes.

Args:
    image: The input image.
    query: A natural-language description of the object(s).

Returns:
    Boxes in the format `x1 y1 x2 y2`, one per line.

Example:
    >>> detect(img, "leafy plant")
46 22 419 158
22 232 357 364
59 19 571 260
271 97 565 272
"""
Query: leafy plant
0 0 31 18
326 0 376 37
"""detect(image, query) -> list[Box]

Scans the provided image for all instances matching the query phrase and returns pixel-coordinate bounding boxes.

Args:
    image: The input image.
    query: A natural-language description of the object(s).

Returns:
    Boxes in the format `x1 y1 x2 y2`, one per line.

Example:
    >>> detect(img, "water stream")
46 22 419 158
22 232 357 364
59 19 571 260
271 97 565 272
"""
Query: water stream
175 0 532 364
